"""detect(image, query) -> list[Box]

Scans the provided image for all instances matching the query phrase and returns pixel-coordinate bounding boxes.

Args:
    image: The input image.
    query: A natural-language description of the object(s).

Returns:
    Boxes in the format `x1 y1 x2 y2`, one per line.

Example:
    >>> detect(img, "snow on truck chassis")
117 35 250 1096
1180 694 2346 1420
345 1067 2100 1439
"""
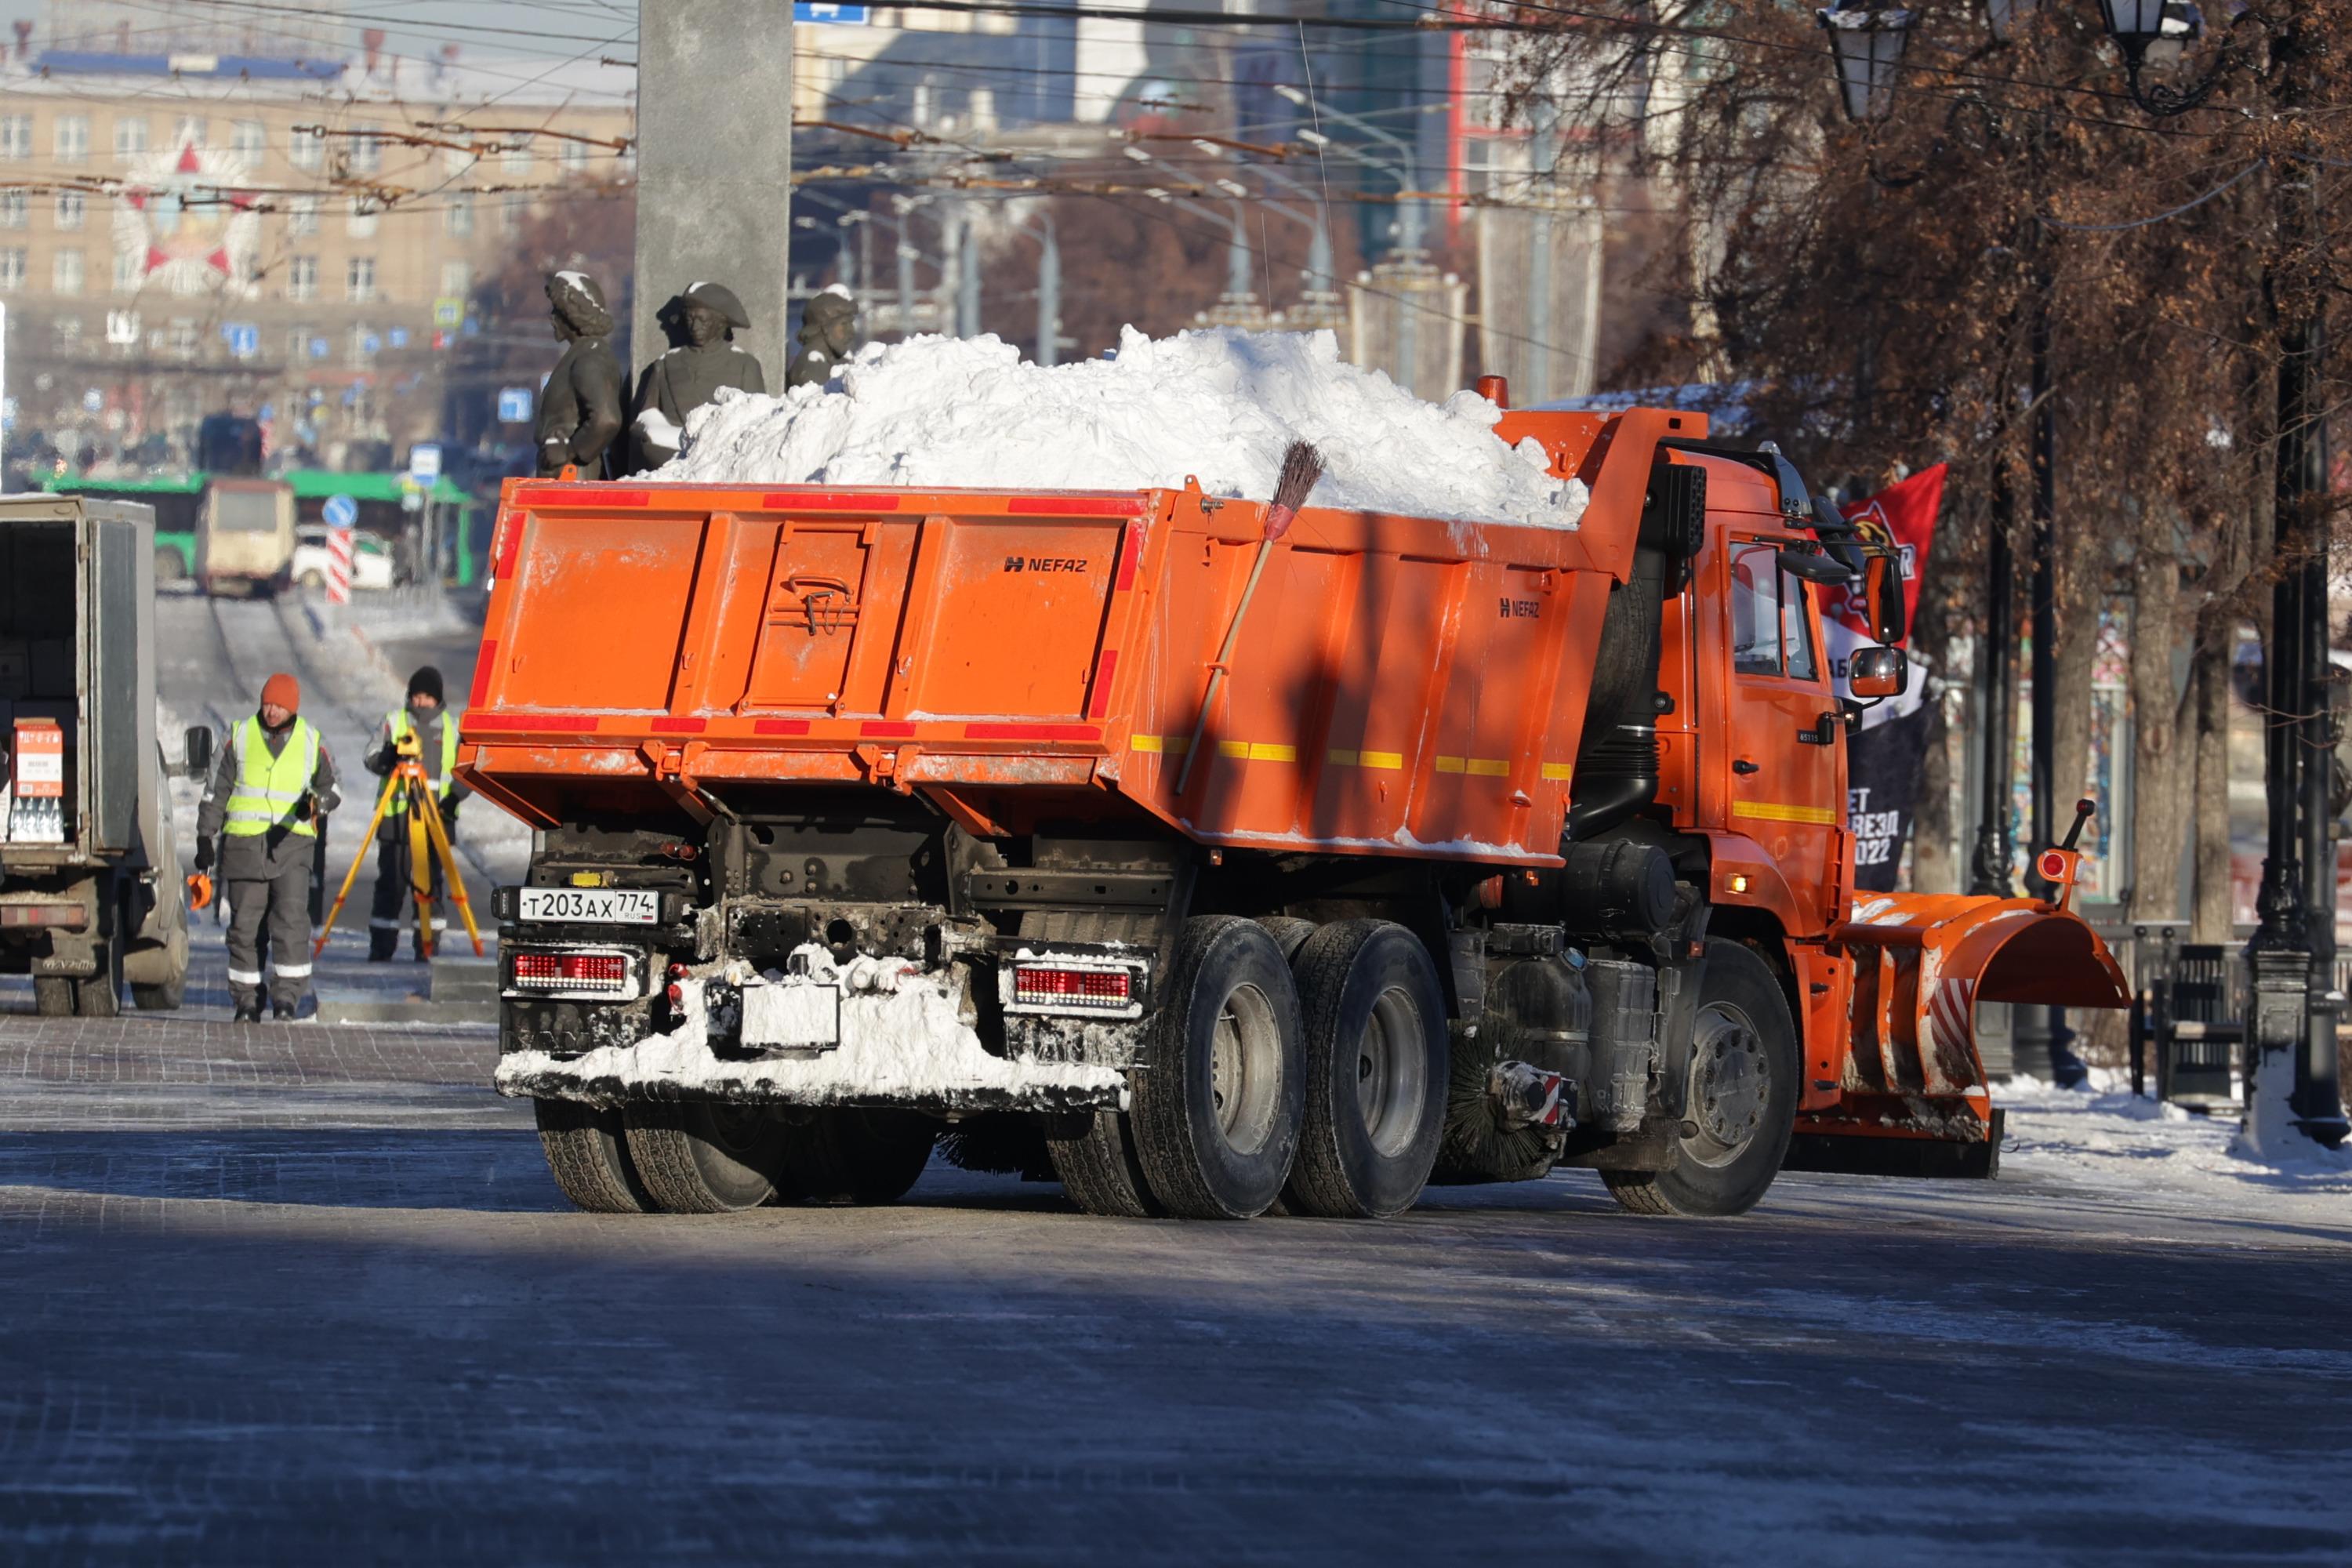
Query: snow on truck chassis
459 400 2131 1221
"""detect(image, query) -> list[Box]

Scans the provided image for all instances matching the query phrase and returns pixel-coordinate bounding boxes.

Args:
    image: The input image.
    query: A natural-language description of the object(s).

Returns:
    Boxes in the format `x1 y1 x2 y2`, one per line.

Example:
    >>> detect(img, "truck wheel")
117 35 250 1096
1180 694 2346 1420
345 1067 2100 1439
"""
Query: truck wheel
623 1100 787 1213
1131 916 1305 1220
1047 1111 1165 1218
784 1109 935 1204
154 546 187 583
1282 920 1448 1219
34 977 74 1018
74 940 122 1018
535 1098 654 1213
132 976 187 1011
1602 938 1798 1218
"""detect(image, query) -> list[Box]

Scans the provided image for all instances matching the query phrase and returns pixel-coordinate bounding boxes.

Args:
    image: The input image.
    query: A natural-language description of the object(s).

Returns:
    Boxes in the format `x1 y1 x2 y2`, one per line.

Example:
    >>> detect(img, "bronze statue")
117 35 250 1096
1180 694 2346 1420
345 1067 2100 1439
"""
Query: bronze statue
535 270 624 479
786 286 859 390
631 280 765 469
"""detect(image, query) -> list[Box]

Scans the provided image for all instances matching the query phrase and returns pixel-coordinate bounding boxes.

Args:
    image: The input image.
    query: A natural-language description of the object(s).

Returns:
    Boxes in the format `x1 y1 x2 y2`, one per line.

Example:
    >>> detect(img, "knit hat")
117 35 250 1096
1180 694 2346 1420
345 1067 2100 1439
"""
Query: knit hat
260 672 299 713
407 665 445 705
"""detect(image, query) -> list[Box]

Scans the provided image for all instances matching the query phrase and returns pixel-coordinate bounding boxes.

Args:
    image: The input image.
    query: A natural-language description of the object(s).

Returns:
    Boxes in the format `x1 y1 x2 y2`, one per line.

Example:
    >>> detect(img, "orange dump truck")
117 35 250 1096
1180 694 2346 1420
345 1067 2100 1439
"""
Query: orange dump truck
460 402 2129 1221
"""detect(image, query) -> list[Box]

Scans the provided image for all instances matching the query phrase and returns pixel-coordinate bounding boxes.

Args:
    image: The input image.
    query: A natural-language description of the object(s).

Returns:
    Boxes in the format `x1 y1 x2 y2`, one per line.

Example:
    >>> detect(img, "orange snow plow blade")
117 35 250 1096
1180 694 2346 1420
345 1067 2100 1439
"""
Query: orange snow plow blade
1784 893 2132 1179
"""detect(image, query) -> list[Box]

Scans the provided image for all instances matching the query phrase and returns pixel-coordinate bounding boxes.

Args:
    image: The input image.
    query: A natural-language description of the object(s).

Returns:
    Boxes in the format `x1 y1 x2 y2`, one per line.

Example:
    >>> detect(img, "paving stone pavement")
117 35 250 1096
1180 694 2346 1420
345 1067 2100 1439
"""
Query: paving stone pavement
2 1011 2350 1566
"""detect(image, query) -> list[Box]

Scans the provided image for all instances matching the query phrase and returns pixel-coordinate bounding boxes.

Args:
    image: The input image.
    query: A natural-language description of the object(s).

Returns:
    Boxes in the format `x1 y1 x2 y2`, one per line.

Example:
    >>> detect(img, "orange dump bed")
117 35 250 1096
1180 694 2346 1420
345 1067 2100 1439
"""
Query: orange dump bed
459 409 1703 860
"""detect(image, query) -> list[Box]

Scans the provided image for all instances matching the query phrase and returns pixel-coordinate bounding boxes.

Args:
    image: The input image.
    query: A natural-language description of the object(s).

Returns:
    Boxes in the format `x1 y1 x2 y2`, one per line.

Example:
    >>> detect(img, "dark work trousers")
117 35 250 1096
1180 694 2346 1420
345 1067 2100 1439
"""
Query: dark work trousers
368 832 447 960
227 862 317 1014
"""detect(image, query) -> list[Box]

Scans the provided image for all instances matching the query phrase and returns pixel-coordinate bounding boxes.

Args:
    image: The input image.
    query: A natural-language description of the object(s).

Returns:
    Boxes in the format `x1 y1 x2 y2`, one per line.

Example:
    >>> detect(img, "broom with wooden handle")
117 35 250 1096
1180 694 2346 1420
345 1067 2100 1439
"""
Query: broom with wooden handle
1174 440 1326 795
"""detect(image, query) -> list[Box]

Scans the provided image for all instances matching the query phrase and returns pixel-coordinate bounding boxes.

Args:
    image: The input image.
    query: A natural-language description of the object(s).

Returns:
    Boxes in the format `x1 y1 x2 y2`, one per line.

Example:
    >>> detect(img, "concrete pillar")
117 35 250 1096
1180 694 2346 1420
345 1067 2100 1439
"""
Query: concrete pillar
632 1 793 387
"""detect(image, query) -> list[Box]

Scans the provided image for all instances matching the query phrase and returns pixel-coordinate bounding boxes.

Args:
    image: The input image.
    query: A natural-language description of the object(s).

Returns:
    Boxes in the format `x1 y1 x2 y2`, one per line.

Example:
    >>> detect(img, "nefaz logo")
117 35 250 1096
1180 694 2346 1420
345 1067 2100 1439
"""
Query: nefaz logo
1004 556 1091 575
1499 597 1541 619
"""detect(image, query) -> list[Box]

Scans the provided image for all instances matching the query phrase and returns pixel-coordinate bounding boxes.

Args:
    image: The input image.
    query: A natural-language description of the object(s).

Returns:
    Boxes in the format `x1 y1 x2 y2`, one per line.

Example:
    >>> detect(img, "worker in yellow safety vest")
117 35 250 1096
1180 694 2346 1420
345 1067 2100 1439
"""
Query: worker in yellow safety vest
363 665 471 960
194 672 342 1020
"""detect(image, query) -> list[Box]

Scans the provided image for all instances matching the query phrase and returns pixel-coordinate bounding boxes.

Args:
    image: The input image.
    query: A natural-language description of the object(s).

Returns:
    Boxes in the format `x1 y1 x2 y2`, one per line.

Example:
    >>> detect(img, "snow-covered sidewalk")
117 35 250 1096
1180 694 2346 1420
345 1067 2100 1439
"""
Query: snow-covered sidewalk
1997 1066 2352 1225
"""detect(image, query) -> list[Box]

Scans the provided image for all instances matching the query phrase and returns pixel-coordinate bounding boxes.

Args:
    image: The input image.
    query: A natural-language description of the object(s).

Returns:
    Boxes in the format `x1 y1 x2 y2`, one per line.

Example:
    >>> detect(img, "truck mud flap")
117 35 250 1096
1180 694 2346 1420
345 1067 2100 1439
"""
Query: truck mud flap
1789 895 2131 1176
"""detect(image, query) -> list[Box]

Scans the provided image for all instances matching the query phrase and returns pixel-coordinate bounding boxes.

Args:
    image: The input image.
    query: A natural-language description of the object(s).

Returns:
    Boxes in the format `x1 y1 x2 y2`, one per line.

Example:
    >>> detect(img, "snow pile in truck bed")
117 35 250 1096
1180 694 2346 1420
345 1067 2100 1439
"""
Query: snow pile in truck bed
657 326 1590 530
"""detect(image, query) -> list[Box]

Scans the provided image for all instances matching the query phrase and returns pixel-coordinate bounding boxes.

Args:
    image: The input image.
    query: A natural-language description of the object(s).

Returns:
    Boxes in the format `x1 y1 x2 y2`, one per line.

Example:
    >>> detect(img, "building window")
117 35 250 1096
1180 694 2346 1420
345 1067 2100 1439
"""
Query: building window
168 318 198 358
503 141 532 176
53 249 84 295
445 194 474 237
113 250 142 292
347 256 376 302
0 191 24 230
114 115 150 162
559 140 590 173
0 249 24 291
55 191 85 230
347 197 379 238
0 114 31 160
173 115 206 149
230 119 265 158
347 131 383 173
54 314 82 348
286 196 318 235
348 324 377 365
289 125 325 170
503 194 529 232
55 115 90 163
440 260 470 299
288 256 318 300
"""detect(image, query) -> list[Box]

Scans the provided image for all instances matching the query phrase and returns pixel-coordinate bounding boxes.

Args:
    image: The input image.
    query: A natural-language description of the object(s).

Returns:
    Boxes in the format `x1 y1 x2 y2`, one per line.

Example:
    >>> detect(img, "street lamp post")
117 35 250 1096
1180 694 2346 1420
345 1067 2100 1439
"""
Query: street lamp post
1272 85 1428 256
2089 3 2345 1145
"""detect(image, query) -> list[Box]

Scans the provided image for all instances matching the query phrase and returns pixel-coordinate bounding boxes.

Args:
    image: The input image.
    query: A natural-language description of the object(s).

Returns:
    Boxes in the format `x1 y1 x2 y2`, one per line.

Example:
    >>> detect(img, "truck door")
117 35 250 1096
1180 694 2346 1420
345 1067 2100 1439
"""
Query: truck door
1722 536 1845 922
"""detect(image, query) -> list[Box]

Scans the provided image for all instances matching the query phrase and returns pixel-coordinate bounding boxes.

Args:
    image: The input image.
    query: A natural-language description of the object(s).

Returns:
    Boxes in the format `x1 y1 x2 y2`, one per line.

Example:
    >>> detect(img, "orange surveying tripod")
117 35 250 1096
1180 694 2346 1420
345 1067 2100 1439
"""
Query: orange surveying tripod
315 727 483 959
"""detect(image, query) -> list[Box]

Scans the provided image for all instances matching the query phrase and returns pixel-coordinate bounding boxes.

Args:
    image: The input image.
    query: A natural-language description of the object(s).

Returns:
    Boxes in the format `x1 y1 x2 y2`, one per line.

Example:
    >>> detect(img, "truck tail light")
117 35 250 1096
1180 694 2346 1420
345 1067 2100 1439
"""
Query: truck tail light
509 949 637 998
1013 964 1133 1011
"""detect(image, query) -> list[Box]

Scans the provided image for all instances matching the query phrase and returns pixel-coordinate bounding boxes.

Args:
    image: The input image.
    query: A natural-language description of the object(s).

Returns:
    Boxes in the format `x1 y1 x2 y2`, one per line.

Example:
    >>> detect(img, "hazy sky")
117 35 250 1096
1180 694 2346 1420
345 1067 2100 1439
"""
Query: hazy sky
0 2 641 64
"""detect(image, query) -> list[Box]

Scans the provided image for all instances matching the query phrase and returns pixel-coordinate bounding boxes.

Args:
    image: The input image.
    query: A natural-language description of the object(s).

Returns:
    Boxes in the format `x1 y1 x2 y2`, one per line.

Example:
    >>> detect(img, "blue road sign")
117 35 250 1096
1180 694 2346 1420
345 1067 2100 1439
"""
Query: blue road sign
322 494 359 529
388 327 409 348
308 337 329 359
362 333 383 355
227 323 259 357
498 387 534 423
795 2 869 19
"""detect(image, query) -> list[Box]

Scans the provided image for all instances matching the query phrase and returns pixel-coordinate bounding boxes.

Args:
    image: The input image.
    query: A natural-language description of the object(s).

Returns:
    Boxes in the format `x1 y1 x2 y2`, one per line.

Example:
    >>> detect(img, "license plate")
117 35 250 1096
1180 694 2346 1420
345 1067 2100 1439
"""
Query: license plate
517 887 660 924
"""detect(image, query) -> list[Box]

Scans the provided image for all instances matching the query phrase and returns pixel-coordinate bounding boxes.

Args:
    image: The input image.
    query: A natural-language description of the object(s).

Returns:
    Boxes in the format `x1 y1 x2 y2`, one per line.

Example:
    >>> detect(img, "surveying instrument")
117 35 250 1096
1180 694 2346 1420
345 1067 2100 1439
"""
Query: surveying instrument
316 727 483 959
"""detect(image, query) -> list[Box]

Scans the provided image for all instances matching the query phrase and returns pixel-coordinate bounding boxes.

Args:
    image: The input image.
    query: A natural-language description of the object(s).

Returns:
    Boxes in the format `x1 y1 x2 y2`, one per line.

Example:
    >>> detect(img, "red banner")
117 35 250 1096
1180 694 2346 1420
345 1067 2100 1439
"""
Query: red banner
1824 462 1944 641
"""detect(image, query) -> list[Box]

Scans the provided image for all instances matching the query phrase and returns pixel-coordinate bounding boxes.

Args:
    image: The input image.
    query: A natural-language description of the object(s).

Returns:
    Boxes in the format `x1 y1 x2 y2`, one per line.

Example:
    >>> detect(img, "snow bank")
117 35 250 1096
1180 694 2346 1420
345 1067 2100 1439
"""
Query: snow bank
658 327 1590 530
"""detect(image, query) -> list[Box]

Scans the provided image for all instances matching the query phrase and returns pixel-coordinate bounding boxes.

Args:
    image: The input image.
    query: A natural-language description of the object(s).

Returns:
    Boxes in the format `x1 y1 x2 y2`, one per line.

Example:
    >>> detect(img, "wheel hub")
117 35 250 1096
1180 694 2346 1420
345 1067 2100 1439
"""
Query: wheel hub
1689 1004 1768 1157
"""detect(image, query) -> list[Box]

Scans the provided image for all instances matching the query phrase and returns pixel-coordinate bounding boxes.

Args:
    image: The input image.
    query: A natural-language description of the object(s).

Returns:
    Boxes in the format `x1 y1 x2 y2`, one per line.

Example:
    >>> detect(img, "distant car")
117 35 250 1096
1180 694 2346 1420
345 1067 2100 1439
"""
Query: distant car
292 524 394 593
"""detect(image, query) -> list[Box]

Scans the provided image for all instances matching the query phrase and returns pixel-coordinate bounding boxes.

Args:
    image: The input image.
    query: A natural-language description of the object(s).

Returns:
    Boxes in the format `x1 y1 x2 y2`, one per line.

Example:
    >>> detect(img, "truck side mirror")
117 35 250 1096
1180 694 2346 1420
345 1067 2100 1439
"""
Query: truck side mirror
1849 645 1907 700
182 725 214 779
1864 553 1907 644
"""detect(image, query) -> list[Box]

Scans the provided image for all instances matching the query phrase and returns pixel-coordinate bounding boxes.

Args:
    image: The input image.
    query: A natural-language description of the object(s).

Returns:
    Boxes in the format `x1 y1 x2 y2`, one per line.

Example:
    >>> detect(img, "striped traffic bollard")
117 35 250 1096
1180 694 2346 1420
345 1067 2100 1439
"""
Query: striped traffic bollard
326 524 354 604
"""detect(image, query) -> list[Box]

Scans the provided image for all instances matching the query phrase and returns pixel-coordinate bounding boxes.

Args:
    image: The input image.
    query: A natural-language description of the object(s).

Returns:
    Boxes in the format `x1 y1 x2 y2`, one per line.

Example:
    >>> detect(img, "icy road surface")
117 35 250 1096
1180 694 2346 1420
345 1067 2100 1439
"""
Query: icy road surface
1 1011 2347 1564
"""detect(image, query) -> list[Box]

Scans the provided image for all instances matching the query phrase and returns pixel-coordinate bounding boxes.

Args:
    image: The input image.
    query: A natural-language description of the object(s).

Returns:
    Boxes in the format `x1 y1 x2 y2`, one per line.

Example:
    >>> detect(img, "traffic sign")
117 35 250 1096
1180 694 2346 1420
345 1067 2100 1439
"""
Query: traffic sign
795 2 870 20
308 336 328 359
498 387 534 423
223 321 260 358
408 442 443 482
321 493 359 528
362 333 383 355
388 327 409 349
433 296 464 328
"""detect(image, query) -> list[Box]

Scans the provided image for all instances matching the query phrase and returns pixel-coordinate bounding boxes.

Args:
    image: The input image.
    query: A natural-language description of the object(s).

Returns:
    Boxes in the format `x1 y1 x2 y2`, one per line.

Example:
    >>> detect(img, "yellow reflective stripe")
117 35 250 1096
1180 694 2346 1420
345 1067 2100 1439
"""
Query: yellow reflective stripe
1327 749 1406 771
1732 800 1838 826
1215 741 1297 762
1129 734 1188 755
1541 763 1573 781
1434 756 1511 777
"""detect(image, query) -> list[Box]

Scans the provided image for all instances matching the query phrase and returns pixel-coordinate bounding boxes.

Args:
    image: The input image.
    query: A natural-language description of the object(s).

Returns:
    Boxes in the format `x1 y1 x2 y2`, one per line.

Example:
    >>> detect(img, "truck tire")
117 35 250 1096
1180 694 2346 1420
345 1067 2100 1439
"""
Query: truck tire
1131 916 1305 1220
1602 938 1798 1218
74 939 122 1018
155 545 187 583
34 977 74 1018
132 975 187 1011
535 1098 654 1213
1257 916 1316 961
1282 920 1448 1219
623 1101 787 1213
1047 1110 1164 1218
783 1109 935 1204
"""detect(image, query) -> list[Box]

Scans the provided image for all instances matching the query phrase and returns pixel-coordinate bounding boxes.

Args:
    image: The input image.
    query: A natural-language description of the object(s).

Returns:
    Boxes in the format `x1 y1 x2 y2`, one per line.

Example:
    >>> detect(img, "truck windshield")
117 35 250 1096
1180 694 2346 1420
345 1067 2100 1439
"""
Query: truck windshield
212 489 280 532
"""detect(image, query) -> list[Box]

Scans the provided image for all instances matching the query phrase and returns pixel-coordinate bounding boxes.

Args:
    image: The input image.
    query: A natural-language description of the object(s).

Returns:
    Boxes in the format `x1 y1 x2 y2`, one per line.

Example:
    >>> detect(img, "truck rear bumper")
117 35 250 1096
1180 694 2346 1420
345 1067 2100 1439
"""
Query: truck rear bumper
495 969 1130 1116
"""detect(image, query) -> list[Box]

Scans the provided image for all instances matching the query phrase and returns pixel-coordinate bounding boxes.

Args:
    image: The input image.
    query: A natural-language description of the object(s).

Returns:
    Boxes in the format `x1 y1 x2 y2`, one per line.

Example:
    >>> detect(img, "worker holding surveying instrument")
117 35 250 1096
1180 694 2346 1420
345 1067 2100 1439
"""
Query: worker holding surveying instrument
340 666 478 961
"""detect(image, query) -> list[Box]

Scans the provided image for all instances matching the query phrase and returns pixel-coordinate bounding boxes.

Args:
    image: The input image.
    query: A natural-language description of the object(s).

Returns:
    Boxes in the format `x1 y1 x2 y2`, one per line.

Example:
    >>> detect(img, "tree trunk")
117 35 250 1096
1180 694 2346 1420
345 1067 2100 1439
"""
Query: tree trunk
2191 631 2236 941
2127 544 2187 924
1909 561 1961 894
2049 535 2102 866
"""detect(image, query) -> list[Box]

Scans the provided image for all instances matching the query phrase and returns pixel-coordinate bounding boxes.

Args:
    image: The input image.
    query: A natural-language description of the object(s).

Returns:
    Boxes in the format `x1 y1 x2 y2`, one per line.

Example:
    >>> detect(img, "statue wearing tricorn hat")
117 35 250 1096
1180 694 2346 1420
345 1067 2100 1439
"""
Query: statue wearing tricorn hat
536 270 624 479
630 280 766 470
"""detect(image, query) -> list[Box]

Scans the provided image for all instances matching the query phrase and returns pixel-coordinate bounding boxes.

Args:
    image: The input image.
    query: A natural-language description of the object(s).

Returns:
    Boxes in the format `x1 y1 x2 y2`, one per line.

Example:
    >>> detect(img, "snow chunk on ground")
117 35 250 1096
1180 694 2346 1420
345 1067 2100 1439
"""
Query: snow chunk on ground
658 326 1590 530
